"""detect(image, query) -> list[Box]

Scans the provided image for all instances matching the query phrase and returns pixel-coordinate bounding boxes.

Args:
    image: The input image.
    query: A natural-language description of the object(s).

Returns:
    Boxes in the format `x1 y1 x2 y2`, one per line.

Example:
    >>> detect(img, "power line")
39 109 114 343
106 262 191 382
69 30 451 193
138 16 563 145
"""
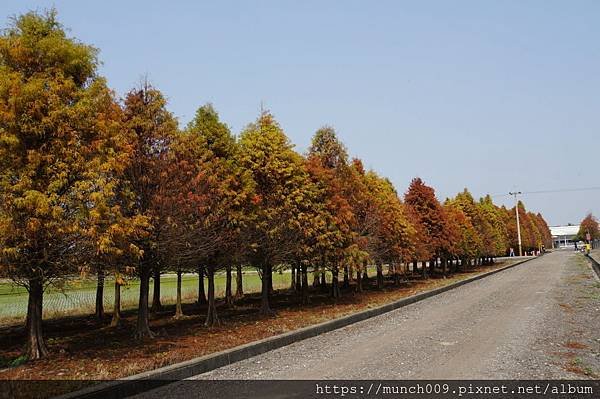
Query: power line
522 186 600 195
491 186 600 198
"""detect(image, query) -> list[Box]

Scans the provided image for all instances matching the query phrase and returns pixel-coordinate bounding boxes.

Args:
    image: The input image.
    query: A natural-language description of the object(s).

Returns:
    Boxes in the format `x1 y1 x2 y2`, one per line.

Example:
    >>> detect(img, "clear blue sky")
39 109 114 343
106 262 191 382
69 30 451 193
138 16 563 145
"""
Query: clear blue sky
3 0 599 225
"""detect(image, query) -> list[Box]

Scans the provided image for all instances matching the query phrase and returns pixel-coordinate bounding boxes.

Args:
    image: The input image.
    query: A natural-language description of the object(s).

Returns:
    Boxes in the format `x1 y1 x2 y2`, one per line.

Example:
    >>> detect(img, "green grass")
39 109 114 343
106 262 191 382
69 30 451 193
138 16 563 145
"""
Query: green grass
0 265 388 323
0 270 294 323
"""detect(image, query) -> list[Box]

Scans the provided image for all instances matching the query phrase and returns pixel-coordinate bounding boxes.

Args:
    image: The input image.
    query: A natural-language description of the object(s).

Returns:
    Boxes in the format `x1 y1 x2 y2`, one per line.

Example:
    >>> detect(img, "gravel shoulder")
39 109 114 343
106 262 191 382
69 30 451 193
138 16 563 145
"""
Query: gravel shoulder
138 250 600 396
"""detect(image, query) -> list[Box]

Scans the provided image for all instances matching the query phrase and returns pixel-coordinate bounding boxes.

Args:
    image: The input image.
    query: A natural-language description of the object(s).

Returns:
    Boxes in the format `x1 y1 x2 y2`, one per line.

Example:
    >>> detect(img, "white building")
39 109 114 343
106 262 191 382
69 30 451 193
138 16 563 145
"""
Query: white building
550 225 580 248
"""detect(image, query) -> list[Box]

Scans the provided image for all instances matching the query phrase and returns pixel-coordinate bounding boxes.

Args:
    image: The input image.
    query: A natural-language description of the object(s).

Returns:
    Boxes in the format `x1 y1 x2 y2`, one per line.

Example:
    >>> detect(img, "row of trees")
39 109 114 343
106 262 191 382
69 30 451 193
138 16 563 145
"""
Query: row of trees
0 11 552 360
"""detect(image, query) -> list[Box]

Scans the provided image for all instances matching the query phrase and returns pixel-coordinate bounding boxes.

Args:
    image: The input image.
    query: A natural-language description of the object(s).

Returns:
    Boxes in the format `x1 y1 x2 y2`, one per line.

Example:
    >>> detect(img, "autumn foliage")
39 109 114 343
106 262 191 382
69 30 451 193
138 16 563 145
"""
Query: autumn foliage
576 213 599 242
0 10 554 361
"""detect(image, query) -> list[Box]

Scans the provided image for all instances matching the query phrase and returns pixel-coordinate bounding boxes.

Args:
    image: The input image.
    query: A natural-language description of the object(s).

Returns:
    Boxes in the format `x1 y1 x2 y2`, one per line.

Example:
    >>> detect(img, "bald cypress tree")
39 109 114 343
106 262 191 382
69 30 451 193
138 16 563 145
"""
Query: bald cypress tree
307 127 354 297
0 10 131 358
404 178 449 278
123 83 178 339
239 112 314 315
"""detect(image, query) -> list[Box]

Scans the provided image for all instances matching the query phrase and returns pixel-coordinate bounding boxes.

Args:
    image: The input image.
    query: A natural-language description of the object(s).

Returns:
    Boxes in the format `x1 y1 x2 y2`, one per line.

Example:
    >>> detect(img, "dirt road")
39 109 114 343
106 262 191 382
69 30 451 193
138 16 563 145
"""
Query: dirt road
138 250 599 396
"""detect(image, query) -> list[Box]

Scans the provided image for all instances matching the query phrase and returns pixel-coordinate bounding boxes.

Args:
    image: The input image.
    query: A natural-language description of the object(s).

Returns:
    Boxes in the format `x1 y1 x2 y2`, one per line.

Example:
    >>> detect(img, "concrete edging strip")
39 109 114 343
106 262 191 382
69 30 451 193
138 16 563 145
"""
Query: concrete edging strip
586 253 600 279
58 256 537 399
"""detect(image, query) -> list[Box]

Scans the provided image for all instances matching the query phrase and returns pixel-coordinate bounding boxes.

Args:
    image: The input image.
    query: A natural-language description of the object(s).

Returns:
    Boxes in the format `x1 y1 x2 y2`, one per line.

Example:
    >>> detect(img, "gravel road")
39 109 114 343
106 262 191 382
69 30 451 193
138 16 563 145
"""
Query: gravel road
136 250 600 396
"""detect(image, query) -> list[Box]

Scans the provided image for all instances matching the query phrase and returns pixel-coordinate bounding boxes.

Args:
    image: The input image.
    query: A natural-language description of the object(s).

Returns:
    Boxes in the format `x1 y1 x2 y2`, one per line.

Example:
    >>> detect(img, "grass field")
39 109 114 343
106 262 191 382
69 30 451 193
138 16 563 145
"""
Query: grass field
0 270 295 324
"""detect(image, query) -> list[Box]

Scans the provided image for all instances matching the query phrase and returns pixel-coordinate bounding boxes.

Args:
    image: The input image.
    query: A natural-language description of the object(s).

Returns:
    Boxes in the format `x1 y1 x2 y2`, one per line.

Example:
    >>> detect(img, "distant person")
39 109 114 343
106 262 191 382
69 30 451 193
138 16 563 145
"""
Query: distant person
585 242 591 255
509 247 515 257
574 242 578 251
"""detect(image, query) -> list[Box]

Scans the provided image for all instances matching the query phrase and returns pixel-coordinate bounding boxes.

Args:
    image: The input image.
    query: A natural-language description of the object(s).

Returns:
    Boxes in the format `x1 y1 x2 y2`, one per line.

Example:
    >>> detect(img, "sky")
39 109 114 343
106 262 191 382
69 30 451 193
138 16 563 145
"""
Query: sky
2 0 599 226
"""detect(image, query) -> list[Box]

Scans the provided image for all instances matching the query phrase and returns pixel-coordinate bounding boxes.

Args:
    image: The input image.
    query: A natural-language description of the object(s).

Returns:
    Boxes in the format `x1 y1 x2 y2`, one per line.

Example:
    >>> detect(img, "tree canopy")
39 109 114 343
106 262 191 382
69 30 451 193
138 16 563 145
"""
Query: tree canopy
577 213 599 242
0 10 555 361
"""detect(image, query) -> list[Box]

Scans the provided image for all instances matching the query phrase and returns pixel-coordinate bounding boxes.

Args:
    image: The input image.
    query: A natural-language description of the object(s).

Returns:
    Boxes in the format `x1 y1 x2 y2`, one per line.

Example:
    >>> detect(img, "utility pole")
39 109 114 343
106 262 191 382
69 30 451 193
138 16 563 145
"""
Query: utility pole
509 191 523 256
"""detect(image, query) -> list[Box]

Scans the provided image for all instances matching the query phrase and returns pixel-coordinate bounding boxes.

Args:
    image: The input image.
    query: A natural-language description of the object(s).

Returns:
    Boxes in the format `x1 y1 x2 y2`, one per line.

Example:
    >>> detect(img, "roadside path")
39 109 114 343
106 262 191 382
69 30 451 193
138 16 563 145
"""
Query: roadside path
137 250 600 397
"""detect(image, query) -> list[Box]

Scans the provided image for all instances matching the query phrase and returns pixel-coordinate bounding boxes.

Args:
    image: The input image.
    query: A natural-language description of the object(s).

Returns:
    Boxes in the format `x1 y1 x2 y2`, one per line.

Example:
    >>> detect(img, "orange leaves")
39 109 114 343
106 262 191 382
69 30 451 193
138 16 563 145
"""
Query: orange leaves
149 103 253 271
404 177 448 260
443 202 479 258
577 213 599 242
0 11 140 290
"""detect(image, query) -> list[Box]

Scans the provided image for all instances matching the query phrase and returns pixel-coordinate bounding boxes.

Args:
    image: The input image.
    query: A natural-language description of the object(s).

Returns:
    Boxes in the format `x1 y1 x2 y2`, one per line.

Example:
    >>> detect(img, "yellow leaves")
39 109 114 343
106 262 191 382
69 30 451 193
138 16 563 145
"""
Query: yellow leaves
135 247 145 259
97 235 114 254
1 247 19 259
88 208 101 221
15 190 51 216
116 275 126 285
0 131 19 147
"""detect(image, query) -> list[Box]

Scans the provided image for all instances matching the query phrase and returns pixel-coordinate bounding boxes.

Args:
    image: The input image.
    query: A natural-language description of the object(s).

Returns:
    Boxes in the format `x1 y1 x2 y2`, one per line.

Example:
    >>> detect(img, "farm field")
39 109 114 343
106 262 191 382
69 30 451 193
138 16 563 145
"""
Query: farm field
0 270 295 325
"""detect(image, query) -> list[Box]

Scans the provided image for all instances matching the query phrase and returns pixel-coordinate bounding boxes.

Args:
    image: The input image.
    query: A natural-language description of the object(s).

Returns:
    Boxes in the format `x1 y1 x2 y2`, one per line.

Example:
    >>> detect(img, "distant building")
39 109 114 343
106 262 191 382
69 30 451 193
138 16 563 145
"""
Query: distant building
550 225 580 248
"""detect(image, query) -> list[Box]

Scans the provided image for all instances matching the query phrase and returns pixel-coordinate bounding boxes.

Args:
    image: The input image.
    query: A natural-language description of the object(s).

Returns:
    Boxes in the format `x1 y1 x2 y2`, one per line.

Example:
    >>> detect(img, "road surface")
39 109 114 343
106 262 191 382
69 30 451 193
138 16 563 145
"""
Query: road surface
137 250 600 397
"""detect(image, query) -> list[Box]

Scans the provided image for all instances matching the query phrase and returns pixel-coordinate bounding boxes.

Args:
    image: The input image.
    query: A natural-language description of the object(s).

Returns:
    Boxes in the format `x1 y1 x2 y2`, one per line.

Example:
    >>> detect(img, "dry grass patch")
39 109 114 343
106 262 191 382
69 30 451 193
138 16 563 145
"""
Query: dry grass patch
563 341 588 350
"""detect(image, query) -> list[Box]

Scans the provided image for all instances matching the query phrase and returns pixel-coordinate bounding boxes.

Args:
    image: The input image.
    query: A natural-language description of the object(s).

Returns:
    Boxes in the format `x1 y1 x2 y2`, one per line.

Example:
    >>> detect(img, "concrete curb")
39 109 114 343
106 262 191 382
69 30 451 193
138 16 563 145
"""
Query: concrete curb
585 253 600 279
58 256 537 399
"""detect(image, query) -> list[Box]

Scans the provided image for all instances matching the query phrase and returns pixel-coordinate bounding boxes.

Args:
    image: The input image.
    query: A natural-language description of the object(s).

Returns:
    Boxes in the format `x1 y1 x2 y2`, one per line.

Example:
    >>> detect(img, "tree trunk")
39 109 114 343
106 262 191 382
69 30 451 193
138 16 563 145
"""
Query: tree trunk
235 264 244 299
442 258 448 278
290 264 296 291
295 262 302 292
135 266 154 340
25 277 48 360
259 263 275 316
225 265 233 307
175 268 184 319
205 267 219 326
393 263 401 285
362 268 369 281
356 265 363 292
421 260 428 279
110 278 122 327
197 266 207 305
320 271 327 290
342 266 350 288
95 268 105 320
151 267 162 313
301 264 310 305
312 270 319 287
268 265 274 294
331 266 341 298
376 262 384 289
